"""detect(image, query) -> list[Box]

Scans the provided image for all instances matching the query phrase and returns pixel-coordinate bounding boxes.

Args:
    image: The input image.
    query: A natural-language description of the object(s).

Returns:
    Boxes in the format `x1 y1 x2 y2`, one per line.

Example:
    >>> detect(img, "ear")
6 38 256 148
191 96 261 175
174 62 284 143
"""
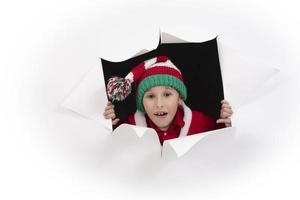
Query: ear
178 98 184 107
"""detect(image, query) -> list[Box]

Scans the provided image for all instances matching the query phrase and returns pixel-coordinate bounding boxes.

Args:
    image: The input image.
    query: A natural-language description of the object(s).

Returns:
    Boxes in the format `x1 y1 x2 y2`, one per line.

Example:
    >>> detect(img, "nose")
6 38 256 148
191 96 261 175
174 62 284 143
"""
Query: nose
155 96 164 108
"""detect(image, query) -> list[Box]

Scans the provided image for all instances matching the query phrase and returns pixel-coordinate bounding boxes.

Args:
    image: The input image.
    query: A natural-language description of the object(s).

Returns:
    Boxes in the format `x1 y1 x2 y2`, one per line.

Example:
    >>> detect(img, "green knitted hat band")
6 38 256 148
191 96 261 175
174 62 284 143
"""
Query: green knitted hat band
136 74 187 112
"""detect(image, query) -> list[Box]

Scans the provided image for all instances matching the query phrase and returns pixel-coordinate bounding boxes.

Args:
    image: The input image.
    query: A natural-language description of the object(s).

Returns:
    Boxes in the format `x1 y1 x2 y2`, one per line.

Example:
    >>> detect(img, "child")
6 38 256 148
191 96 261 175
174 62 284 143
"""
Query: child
103 56 233 145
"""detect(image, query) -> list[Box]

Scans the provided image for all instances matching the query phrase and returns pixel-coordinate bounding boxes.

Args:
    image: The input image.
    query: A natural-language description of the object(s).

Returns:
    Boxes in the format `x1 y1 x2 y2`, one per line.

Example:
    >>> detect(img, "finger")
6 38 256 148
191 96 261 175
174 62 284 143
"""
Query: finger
103 112 115 119
225 122 232 127
216 118 231 124
112 118 120 125
104 104 115 111
221 99 229 104
103 108 115 117
104 109 115 116
221 103 232 109
104 114 112 119
106 101 114 107
105 113 116 120
220 108 233 115
220 111 232 118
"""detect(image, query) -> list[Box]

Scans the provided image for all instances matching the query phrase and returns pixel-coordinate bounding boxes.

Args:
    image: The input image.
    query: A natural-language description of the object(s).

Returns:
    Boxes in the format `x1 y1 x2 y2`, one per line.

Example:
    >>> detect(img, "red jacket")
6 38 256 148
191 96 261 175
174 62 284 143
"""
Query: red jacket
114 103 224 145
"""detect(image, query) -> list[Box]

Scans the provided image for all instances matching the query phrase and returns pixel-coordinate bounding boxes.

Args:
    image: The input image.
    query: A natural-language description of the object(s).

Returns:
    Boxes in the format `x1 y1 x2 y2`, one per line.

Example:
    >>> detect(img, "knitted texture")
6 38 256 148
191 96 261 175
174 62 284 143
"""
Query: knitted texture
139 66 183 83
106 56 188 113
136 74 187 112
107 76 132 102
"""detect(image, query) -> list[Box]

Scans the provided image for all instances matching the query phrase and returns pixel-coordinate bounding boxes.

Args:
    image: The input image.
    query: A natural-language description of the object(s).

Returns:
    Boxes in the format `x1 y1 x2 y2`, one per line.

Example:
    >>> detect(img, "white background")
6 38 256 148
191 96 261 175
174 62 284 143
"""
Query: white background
1 0 300 199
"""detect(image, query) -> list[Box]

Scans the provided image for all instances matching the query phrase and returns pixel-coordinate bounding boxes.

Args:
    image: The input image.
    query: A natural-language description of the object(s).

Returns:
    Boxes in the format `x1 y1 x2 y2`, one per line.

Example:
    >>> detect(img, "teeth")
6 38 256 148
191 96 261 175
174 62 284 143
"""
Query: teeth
155 112 166 116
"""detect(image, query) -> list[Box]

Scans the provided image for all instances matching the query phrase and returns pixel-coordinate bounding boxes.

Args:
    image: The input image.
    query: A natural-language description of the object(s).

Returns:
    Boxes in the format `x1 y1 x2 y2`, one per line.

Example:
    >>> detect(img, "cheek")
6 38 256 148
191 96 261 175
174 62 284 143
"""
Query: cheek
167 98 180 112
142 98 152 111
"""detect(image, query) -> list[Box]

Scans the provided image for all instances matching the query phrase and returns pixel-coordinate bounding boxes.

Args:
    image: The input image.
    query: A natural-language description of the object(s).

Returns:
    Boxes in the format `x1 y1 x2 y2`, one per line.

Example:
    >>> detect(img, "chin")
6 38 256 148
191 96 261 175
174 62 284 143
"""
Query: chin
156 123 170 129
150 117 172 129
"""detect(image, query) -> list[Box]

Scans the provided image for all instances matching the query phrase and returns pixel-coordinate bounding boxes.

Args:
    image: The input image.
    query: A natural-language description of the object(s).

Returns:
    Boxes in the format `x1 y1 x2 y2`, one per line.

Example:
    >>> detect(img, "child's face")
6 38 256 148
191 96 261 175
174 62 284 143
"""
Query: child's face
142 86 183 131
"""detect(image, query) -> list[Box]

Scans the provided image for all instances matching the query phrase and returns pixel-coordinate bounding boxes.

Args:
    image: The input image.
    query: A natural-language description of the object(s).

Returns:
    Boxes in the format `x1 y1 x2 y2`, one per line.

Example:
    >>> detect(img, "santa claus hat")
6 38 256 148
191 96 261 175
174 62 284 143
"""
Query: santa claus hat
107 56 187 112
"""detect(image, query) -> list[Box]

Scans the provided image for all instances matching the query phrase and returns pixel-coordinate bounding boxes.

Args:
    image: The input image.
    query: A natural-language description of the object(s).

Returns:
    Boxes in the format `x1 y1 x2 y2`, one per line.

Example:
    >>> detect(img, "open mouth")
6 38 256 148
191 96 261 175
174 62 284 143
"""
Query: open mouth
154 112 168 117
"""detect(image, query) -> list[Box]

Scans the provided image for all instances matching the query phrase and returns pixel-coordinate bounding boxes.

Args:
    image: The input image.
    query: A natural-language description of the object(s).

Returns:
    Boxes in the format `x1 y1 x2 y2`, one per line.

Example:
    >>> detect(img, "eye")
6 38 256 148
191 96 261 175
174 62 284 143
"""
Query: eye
164 92 172 97
145 94 155 99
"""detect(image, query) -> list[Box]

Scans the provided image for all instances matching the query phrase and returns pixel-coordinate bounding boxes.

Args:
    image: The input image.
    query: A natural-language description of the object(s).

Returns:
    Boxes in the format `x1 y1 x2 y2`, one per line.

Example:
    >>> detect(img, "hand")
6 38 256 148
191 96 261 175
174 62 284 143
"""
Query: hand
216 100 233 127
103 101 120 125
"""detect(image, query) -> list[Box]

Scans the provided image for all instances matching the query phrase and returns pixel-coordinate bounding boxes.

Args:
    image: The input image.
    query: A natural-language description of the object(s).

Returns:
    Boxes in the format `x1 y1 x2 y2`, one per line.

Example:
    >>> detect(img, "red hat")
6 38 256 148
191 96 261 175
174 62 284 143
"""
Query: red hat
107 56 187 112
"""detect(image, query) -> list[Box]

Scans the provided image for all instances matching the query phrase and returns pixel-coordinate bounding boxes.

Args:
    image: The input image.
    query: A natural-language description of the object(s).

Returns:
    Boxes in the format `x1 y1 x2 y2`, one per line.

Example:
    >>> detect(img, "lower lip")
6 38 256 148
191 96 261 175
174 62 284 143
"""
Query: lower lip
154 114 168 118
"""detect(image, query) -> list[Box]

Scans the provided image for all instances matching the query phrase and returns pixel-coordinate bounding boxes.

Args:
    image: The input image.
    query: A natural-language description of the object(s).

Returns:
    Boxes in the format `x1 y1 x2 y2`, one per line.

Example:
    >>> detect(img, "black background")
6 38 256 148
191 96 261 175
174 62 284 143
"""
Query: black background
101 37 224 120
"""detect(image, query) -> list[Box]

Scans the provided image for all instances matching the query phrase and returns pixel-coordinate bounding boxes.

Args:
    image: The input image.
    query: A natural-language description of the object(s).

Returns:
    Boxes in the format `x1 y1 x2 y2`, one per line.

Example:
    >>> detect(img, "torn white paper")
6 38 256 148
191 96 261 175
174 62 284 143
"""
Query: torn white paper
61 32 279 120
60 61 106 119
108 124 236 159
60 50 150 121
159 32 280 109
59 32 278 160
